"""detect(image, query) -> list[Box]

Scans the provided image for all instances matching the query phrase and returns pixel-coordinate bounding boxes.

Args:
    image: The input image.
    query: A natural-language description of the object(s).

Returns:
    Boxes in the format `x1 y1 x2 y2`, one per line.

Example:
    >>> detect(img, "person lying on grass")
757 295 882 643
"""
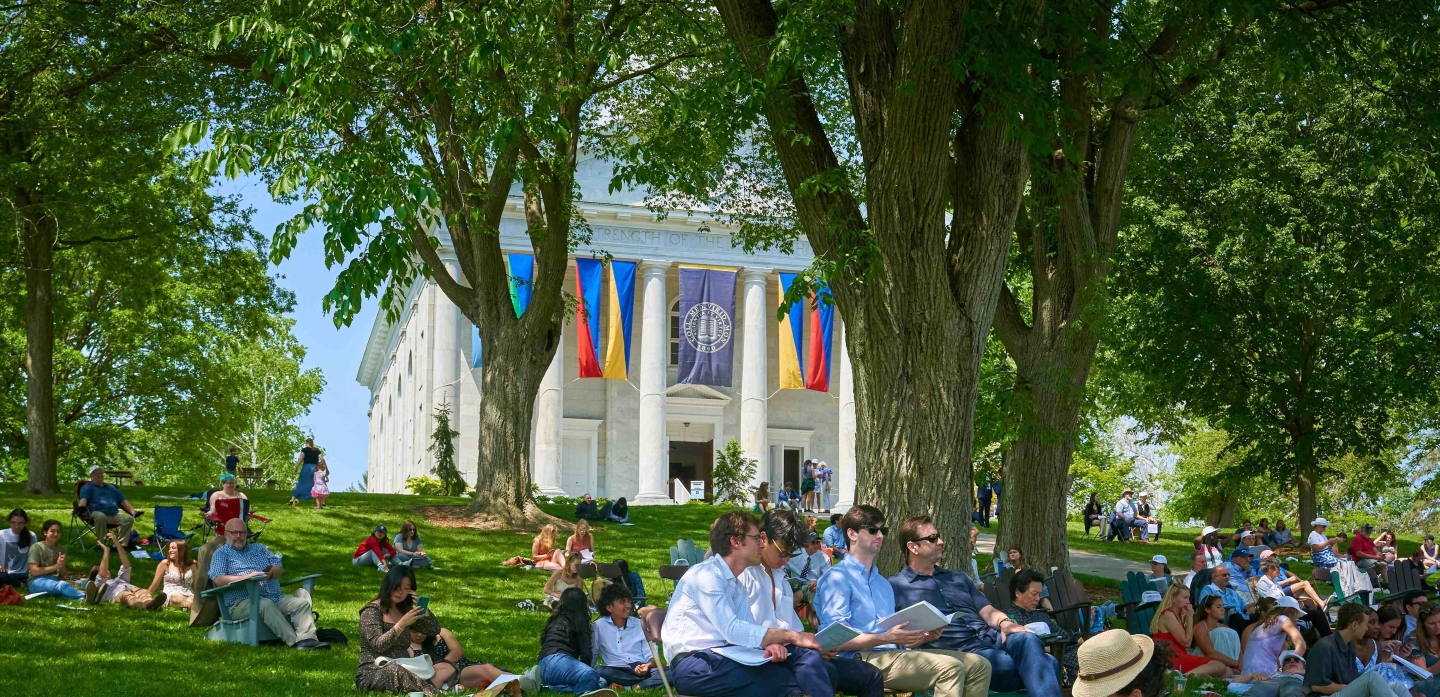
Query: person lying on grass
84 532 166 611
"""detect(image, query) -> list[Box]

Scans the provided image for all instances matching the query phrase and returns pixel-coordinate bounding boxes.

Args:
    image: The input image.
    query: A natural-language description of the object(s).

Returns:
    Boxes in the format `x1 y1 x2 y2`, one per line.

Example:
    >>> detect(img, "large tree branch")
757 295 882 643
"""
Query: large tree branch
993 284 1032 357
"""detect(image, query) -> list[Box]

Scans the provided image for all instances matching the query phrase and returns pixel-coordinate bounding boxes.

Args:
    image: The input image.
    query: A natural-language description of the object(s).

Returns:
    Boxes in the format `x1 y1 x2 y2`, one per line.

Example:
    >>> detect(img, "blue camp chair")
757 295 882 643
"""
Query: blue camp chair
146 506 194 560
669 539 705 566
200 574 322 645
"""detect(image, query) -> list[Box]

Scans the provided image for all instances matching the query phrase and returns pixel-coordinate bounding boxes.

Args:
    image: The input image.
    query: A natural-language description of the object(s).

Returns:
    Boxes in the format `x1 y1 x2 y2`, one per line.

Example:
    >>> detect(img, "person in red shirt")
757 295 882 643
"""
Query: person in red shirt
1347 524 1382 582
354 524 396 572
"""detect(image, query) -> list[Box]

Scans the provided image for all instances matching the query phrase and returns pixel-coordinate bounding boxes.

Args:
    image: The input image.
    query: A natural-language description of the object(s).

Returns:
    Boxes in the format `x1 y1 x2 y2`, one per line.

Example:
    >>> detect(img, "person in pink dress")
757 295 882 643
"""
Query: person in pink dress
311 460 330 509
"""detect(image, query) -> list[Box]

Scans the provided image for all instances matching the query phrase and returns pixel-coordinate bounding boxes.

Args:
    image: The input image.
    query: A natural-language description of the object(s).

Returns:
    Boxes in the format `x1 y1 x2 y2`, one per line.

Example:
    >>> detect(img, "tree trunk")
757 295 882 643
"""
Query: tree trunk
21 201 59 495
1294 430 1318 532
462 323 563 529
994 352 1089 574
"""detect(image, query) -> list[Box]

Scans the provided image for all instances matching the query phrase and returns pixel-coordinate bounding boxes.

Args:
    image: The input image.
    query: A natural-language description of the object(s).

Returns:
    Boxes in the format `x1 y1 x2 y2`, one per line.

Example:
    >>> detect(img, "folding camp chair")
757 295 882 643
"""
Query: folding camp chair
210 498 270 541
68 480 144 550
658 564 690 600
145 506 195 559
200 573 322 645
641 608 702 697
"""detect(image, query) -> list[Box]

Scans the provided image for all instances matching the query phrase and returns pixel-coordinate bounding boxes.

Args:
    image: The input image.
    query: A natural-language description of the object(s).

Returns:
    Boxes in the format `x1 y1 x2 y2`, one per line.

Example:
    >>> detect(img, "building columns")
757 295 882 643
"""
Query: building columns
633 260 673 505
835 320 857 512
431 262 463 465
740 268 771 493
533 326 566 496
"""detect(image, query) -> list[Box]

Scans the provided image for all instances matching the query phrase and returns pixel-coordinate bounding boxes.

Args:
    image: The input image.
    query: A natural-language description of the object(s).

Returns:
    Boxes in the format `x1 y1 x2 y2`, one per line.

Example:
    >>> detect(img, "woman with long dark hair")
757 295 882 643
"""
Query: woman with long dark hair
1 508 33 587
538 587 614 697
357 566 451 694
1083 494 1105 537
290 437 321 506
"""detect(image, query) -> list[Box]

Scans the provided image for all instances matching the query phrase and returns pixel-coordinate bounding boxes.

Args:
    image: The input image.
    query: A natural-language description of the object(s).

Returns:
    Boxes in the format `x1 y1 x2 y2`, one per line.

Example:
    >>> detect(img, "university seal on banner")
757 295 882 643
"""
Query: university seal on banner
683 302 732 353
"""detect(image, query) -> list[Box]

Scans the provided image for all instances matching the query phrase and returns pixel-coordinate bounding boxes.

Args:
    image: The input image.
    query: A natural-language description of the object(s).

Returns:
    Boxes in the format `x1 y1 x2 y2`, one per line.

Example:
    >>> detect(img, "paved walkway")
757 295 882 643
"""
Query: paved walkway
975 533 1149 581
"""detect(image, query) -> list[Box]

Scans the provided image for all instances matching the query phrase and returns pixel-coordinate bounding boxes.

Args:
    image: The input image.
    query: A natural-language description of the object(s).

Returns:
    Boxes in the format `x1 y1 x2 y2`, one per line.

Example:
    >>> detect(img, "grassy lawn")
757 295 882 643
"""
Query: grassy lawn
0 483 729 695
0 482 1362 696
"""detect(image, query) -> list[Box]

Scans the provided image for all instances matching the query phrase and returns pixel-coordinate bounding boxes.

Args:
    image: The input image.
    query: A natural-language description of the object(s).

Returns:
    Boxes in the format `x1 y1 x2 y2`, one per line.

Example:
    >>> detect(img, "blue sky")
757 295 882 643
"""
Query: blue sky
215 176 375 490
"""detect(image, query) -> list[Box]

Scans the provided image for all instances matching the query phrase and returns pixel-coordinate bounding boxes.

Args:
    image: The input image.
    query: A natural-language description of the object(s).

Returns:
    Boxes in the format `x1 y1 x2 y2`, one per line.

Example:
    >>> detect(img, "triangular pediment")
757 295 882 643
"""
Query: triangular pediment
665 383 732 403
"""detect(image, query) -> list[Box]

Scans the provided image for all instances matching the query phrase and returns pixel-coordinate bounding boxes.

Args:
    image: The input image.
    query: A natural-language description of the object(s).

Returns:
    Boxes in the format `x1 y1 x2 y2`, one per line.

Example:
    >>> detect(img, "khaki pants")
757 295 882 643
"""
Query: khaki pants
90 510 135 545
855 648 992 697
229 589 317 645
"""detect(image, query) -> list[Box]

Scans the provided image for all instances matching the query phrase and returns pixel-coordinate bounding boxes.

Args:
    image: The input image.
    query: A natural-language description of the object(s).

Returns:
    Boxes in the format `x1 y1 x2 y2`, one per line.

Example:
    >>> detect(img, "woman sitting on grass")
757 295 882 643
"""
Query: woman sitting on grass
146 539 195 609
393 520 431 568
565 520 595 560
503 524 565 570
1240 596 1305 676
26 520 83 599
1148 583 1231 678
544 553 585 606
1 508 33 588
538 587 615 697
1191 594 1242 673
354 524 397 572
606 497 629 524
409 623 525 695
358 566 455 695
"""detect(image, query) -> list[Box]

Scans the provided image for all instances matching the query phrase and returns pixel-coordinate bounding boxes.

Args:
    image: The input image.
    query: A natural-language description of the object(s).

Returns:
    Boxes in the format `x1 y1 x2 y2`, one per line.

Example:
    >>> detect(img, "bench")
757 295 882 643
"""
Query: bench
238 467 265 487
103 469 134 486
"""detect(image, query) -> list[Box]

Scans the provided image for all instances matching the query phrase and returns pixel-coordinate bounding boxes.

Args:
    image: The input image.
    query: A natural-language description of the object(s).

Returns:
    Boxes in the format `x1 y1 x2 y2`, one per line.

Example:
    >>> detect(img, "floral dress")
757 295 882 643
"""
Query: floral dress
311 468 329 498
357 601 442 694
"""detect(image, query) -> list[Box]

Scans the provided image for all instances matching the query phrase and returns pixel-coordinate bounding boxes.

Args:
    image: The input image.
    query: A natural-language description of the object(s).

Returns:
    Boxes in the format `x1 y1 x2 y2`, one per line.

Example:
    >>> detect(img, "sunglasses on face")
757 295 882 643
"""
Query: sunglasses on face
914 534 942 544
863 526 889 536
770 539 800 557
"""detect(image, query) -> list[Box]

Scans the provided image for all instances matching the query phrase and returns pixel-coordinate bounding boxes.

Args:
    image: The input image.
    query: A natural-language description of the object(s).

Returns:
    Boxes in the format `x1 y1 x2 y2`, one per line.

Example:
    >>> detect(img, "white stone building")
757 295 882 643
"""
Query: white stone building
356 160 856 507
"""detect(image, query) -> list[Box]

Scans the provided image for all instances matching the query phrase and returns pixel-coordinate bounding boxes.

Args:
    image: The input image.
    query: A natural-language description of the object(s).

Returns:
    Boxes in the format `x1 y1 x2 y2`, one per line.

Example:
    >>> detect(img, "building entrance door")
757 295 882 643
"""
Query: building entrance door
667 440 714 502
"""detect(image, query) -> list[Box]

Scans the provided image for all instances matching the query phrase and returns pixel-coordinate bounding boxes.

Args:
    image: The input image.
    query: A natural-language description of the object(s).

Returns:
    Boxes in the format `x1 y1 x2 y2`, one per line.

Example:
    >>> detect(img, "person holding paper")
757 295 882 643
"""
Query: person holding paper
889 516 1060 695
659 510 831 697
740 509 884 697
815 505 991 697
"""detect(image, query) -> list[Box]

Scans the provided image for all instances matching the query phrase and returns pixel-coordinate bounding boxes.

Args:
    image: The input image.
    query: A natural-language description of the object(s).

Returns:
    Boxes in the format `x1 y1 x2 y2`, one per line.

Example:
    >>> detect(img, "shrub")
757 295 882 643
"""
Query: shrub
712 439 757 506
406 476 446 496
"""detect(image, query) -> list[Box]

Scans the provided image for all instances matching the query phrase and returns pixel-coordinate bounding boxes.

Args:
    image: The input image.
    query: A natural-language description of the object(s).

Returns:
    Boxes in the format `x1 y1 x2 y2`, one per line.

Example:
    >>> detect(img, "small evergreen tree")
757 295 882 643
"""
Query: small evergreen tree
712 439 757 506
428 401 466 496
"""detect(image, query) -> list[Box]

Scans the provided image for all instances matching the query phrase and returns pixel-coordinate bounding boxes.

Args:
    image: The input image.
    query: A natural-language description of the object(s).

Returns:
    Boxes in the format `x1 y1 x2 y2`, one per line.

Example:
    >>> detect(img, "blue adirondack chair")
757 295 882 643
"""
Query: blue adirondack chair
670 539 705 566
200 574 322 645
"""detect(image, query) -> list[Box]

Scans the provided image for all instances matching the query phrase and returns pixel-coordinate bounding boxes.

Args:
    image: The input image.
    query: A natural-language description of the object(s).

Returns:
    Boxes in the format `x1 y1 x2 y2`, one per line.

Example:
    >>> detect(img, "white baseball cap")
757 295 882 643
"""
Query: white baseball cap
1201 525 1219 536
1150 555 1167 565
88 465 103 475
1138 491 1149 497
1276 596 1302 610
1312 518 1330 527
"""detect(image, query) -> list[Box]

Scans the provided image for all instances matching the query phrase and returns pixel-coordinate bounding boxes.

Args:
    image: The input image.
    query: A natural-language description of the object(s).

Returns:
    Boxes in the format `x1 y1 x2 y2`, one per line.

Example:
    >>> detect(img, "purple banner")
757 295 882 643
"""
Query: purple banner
677 267 737 387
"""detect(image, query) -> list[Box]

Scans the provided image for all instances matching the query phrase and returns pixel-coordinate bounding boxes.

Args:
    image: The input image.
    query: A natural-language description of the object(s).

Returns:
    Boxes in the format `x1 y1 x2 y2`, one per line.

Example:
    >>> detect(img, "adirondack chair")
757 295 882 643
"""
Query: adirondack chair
200 574 321 645
669 539 705 566
1327 560 1375 609
1045 569 1095 639
1116 571 1160 636
1378 560 1430 603
983 568 1020 613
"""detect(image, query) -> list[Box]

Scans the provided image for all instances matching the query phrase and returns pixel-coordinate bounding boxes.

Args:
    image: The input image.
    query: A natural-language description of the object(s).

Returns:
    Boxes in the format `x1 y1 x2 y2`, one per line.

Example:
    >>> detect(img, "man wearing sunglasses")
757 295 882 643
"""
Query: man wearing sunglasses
815 505 991 697
660 510 829 697
1231 650 1307 697
739 509 885 697
889 516 1057 694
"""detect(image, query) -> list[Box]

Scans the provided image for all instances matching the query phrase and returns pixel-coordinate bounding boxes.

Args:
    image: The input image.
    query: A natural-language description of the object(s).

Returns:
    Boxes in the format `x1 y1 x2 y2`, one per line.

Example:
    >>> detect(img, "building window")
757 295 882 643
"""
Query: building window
669 298 680 366
407 350 413 376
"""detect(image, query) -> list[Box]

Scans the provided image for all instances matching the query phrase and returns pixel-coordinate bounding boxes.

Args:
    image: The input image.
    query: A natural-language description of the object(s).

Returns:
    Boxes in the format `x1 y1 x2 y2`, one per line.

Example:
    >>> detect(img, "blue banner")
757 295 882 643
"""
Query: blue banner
677 266 737 387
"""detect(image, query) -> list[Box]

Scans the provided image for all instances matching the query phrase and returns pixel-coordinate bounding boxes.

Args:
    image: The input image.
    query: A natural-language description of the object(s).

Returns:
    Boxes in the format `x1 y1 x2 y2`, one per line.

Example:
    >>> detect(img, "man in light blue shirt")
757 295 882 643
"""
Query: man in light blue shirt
77 466 143 548
209 518 326 649
1112 489 1149 542
815 505 991 697
1197 564 1256 634
823 514 847 560
659 510 830 697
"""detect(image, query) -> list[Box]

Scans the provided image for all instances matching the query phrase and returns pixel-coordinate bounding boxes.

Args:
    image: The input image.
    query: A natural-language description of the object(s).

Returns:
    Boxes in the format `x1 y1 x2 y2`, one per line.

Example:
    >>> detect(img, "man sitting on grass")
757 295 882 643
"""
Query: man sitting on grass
209 518 328 650
85 532 166 610
592 583 663 690
1303 603 1396 696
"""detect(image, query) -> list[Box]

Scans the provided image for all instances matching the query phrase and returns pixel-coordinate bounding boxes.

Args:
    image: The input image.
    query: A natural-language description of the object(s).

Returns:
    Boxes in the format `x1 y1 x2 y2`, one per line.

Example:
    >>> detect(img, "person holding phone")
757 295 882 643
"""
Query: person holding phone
359 566 453 694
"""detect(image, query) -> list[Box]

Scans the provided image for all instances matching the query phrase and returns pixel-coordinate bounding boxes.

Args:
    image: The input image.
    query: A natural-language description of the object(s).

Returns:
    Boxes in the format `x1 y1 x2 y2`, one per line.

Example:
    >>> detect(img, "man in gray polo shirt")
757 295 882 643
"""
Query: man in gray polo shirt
1303 604 1392 696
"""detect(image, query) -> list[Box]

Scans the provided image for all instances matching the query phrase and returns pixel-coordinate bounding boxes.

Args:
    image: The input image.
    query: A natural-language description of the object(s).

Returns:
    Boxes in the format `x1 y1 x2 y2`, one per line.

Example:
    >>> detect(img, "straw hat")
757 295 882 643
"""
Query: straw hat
1073 629 1155 697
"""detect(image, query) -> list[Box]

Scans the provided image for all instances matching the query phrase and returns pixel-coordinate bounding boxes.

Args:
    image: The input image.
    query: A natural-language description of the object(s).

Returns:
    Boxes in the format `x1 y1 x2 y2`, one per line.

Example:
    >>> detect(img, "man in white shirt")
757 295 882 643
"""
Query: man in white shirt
1182 550 1206 588
592 583 663 689
660 510 829 697
742 509 883 697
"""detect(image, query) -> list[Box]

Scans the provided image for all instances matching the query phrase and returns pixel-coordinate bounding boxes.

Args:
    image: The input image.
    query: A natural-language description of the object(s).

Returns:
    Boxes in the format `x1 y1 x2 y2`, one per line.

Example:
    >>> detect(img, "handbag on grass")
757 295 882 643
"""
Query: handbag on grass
375 654 435 680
